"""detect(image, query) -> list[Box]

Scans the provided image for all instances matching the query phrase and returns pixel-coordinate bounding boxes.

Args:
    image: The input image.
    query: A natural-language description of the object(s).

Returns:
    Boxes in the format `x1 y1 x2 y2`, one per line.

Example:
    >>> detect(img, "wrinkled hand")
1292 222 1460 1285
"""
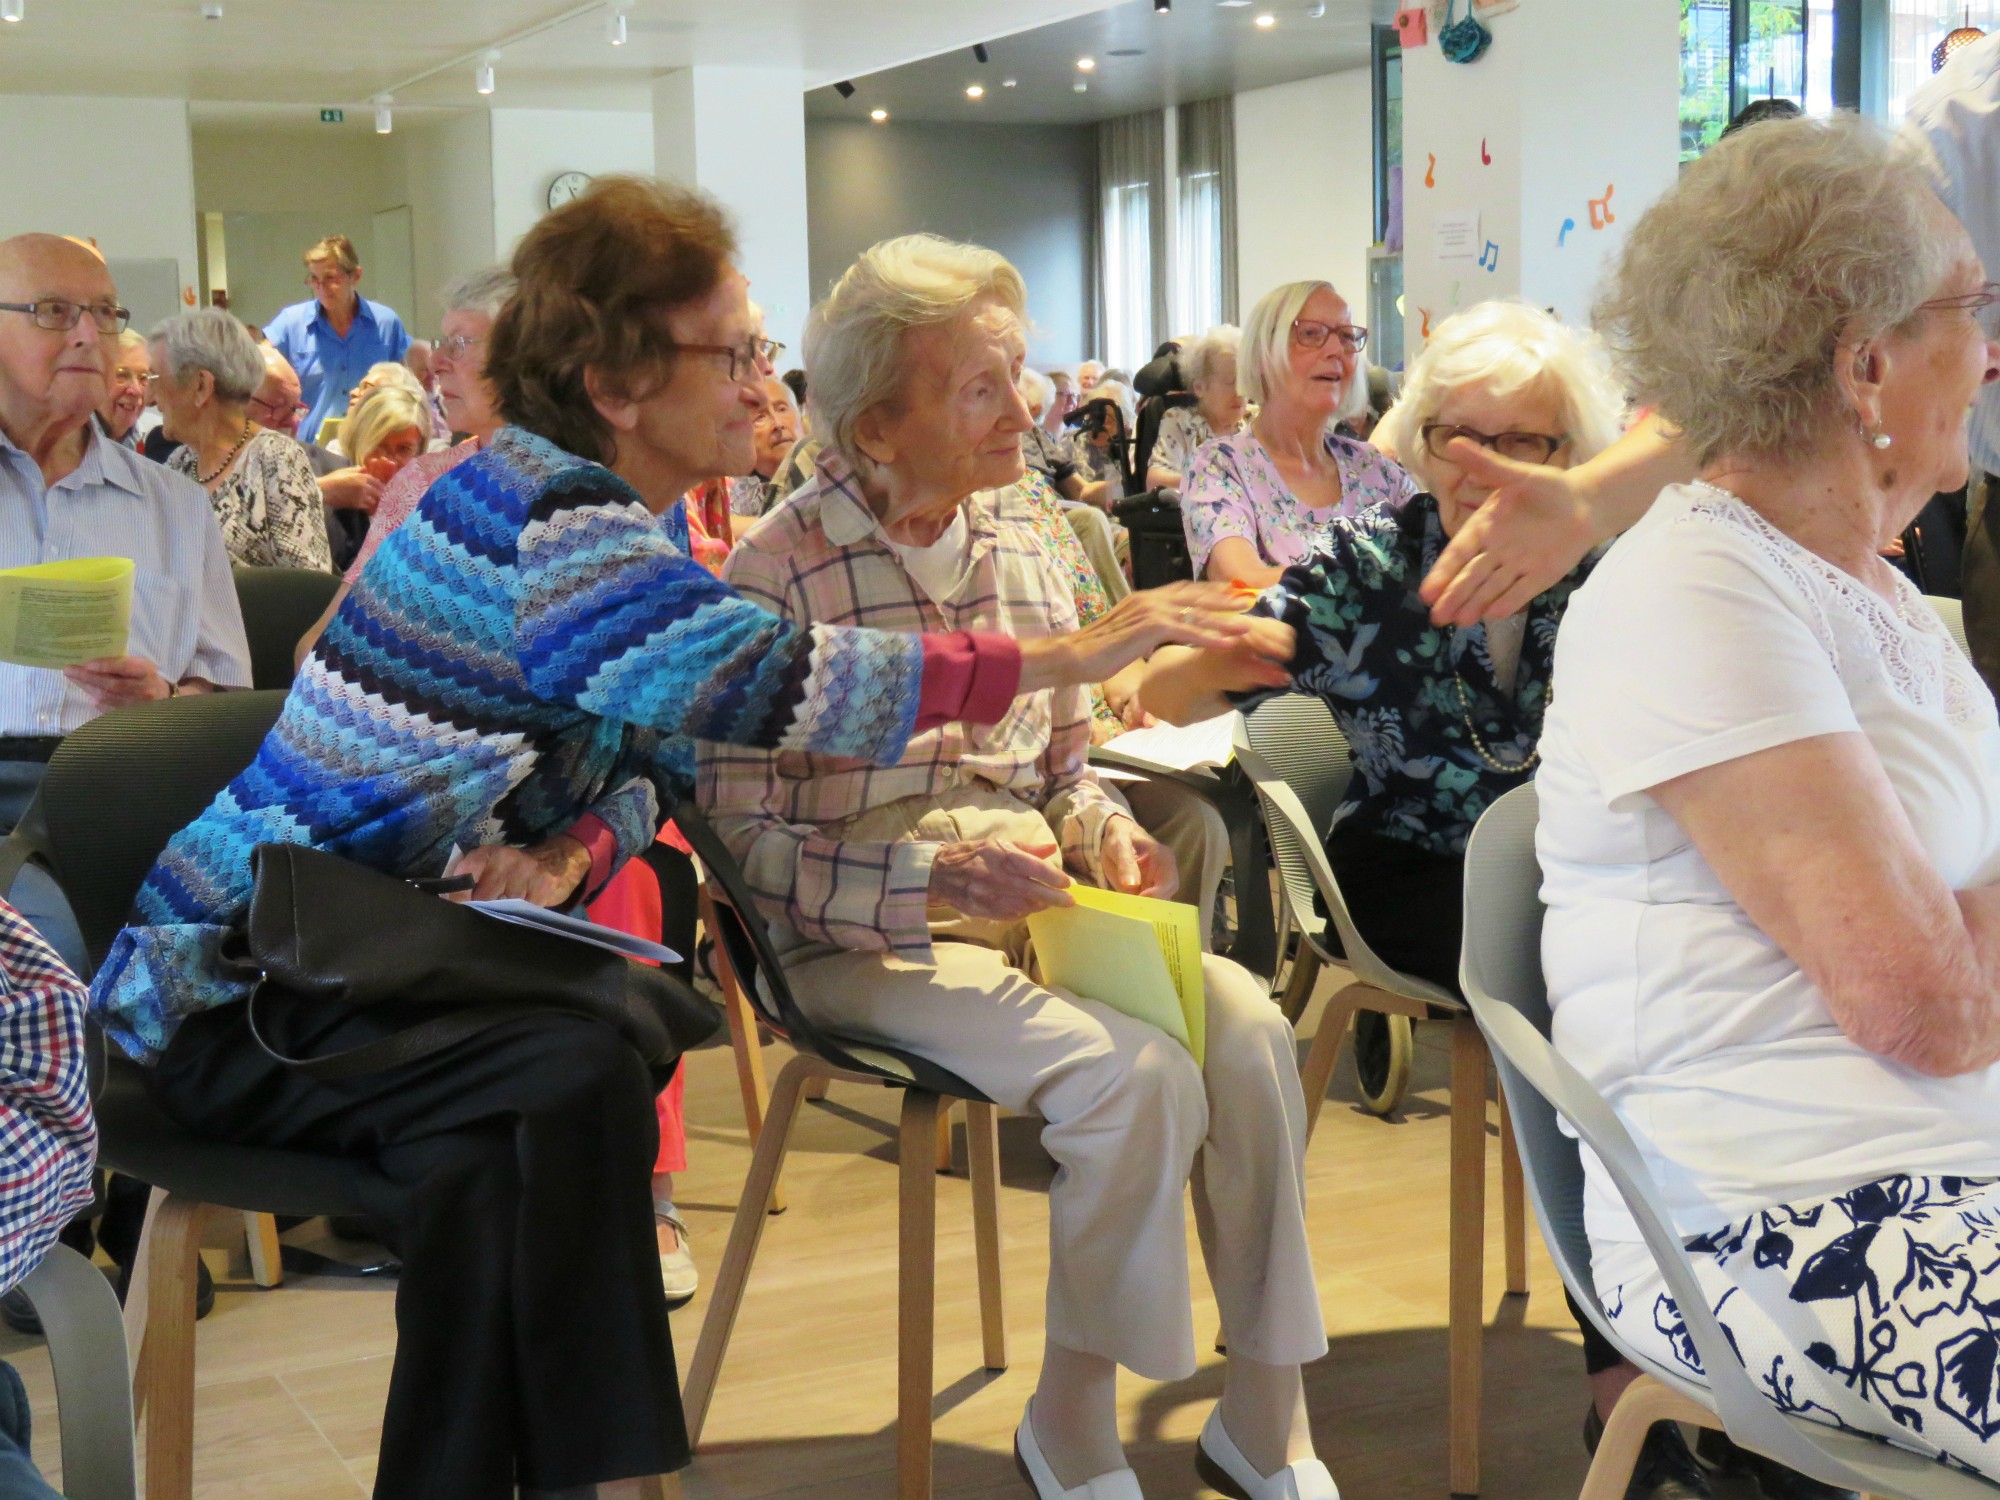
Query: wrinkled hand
319 467 385 514
927 838 1073 923
1099 817 1177 899
444 835 592 908
1419 440 1594 626
63 655 170 708
1019 581 1275 693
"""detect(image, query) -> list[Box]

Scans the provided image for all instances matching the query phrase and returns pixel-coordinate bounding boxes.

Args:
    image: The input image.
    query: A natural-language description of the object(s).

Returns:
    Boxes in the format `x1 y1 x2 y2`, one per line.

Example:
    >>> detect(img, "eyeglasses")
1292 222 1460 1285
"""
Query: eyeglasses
1919 280 2000 339
304 272 353 290
0 299 131 336
679 336 785 383
1291 318 1367 354
434 333 485 362
111 365 148 385
247 393 306 422
1421 422 1568 466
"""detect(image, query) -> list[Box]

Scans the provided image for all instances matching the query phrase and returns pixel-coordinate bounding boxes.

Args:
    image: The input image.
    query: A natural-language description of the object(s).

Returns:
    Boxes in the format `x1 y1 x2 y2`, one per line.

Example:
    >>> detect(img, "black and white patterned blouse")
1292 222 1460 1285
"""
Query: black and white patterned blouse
169 430 333 572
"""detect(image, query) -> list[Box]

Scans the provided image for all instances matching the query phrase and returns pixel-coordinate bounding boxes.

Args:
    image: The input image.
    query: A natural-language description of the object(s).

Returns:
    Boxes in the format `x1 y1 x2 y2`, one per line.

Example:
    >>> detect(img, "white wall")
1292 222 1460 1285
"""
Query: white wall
395 113 497 338
1233 70 1376 324
487 109 656 260
0 96 199 302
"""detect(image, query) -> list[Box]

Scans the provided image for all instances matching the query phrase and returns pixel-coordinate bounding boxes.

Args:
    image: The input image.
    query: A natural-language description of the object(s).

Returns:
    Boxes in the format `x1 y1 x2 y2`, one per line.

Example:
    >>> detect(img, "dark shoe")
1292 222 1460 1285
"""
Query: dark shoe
110 1256 216 1322
1696 1429 1859 1500
1585 1404 1715 1500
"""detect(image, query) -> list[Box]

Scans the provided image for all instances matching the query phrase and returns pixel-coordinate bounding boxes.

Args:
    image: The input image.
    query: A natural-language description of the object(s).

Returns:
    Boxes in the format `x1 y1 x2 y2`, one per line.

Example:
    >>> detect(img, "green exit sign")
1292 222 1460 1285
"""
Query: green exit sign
319 108 344 124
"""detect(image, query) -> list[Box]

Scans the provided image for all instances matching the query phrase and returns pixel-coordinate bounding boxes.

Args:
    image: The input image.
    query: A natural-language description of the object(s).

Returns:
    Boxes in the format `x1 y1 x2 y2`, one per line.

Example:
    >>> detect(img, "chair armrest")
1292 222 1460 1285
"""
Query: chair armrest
19 1243 136 1500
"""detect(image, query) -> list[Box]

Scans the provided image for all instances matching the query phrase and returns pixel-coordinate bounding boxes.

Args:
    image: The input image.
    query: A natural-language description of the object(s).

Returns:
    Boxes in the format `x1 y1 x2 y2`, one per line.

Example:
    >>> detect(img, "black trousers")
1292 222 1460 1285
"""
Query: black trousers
147 997 688 1498
1324 826 1625 1377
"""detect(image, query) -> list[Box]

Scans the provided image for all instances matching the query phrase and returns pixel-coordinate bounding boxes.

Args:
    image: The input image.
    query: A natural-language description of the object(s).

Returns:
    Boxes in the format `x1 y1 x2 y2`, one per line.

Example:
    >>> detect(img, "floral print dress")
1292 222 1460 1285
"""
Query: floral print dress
1181 429 1417 578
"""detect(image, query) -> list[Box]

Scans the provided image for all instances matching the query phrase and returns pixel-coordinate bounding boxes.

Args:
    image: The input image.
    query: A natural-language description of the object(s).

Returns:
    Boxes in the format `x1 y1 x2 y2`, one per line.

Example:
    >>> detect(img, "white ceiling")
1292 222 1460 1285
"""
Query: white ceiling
0 0 1132 114
805 0 1390 126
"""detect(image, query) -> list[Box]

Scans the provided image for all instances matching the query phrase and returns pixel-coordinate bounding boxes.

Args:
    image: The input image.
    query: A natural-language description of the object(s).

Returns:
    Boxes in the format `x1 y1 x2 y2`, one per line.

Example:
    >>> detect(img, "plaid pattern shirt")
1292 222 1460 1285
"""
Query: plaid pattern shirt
698 450 1127 960
0 899 95 1295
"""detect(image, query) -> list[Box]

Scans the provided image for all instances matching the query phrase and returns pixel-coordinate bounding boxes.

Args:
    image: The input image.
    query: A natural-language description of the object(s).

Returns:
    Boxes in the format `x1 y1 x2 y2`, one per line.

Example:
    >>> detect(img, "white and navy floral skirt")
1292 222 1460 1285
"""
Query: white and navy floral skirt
1604 1174 2000 1481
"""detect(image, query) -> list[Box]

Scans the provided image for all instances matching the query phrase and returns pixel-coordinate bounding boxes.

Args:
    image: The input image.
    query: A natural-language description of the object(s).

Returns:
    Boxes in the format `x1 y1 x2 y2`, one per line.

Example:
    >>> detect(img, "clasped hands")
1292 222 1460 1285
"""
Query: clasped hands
926 816 1176 923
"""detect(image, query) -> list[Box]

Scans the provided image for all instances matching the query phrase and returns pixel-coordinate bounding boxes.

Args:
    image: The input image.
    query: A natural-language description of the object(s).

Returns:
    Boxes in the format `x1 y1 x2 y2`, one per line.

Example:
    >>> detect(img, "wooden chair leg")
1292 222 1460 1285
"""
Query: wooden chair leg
898 1090 942 1500
1298 988 1364 1144
934 1100 956 1175
1447 1018 1487 1499
965 1099 1007 1373
1577 1375 1718 1500
1498 1087 1530 1298
707 884 787 1217
138 1192 207 1500
682 1053 817 1445
243 1210 283 1288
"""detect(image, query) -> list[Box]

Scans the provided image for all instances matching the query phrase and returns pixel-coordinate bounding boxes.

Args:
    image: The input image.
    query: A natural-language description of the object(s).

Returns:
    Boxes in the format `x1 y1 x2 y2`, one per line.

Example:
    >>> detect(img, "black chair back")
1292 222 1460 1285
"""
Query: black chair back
671 801 991 1101
1133 390 1197 482
232 566 341 690
36 692 286 974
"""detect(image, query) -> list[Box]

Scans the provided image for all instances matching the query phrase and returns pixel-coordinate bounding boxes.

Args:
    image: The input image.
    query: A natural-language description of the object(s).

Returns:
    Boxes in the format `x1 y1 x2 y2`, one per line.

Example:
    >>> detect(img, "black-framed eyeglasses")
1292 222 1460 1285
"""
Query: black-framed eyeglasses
680 336 784 383
1291 318 1367 354
0 299 131 336
434 332 485 362
1421 422 1568 466
1920 280 2000 339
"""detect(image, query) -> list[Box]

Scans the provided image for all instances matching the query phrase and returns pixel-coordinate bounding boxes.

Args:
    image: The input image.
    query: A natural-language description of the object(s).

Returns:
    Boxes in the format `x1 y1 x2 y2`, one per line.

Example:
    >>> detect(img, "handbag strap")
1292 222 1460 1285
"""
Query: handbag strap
245 982 523 1082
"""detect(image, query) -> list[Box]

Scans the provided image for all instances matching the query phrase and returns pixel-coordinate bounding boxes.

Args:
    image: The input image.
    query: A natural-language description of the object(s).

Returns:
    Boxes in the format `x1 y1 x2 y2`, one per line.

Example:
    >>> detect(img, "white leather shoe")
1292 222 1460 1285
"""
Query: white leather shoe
1195 1407 1339 1500
1013 1402 1144 1500
654 1201 698 1309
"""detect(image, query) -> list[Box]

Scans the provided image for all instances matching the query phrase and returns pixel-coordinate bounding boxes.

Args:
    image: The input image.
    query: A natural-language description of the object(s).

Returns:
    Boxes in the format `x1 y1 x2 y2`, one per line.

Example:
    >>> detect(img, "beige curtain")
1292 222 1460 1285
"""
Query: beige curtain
1176 98 1239 325
1094 110 1168 370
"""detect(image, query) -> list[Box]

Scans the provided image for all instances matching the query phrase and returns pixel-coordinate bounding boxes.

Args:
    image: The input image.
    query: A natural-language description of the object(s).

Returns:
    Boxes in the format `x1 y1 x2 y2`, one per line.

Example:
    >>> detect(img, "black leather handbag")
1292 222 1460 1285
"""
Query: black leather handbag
221 842 720 1081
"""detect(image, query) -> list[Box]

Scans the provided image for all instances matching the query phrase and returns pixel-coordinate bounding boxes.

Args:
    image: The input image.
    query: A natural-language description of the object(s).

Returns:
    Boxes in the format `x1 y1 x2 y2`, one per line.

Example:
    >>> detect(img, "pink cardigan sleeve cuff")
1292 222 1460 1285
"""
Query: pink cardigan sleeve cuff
568 814 621 898
915 630 1022 732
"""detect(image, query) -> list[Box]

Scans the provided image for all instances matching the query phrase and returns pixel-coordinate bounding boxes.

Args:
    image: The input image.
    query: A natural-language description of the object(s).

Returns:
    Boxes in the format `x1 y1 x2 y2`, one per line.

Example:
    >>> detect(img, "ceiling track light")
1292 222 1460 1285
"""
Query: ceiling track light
201 1 223 17
1073 79 1089 93
606 3 627 46
1154 0 1171 11
0 0 21 22
972 42 989 62
374 96 393 133
834 79 856 98
475 50 498 95
1002 77 1018 87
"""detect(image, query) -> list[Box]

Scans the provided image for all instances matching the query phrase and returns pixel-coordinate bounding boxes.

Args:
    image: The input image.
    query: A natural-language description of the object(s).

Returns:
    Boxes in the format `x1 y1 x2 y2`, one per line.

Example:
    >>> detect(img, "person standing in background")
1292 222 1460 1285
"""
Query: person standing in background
264 235 410 444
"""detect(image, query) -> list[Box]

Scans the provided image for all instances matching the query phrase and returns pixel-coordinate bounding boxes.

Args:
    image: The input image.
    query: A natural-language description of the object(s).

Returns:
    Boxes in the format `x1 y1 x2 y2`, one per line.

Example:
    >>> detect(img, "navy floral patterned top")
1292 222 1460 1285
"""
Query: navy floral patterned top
1233 492 1595 858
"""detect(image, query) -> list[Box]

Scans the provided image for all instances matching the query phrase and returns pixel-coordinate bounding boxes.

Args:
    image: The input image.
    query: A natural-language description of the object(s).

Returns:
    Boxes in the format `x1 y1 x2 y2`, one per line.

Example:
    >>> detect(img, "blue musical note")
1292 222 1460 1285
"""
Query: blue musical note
1558 217 1576 248
1477 239 1500 272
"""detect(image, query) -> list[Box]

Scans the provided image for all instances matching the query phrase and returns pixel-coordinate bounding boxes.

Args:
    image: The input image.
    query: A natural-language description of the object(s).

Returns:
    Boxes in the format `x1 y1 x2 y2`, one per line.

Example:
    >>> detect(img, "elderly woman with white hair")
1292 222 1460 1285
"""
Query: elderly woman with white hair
699 232 1335 1500
151 308 333 571
1532 112 2000 1483
1146 323 1249 491
1180 281 1417 588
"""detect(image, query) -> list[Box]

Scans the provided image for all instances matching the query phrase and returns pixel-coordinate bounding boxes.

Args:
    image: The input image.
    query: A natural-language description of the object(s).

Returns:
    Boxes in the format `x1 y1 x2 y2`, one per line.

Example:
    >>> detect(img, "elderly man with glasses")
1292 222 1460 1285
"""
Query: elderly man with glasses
0 233 250 972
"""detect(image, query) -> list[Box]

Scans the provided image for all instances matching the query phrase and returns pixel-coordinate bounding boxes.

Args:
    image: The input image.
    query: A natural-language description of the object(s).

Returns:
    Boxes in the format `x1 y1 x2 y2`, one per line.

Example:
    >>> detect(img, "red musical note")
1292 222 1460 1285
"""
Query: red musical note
1480 137 1491 166
1588 184 1617 230
1419 307 1432 340
1424 152 1436 189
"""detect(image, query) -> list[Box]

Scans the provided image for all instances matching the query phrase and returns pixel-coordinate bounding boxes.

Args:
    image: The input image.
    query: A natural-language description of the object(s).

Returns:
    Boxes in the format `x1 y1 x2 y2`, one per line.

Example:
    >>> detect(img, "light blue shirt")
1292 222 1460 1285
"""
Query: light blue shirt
0 423 251 735
263 295 412 444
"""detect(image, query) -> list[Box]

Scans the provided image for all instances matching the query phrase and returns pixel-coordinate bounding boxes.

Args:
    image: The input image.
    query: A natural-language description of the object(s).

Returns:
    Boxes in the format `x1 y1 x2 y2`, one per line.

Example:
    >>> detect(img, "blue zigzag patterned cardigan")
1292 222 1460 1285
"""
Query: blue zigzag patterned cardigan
92 427 928 1063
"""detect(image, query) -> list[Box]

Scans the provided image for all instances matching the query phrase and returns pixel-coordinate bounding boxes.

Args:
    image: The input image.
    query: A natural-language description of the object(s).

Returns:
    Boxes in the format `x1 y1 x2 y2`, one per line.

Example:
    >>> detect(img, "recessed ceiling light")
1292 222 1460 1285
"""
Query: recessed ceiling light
870 108 889 121
1002 77 1018 87
1077 56 1096 70
965 83 985 99
1254 11 1277 25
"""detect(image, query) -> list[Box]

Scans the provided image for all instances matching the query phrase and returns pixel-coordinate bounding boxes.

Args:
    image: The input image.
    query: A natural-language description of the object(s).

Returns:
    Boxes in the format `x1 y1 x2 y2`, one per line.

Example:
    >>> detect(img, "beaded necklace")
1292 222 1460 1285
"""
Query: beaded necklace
1450 625 1547 774
198 419 255 488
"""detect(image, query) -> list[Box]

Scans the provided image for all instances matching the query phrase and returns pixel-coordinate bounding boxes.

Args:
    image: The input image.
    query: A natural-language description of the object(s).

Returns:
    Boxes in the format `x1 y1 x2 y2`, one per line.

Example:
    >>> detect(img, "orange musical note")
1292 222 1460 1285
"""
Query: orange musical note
1419 307 1432 340
1424 152 1436 189
1588 183 1617 230
1480 137 1491 166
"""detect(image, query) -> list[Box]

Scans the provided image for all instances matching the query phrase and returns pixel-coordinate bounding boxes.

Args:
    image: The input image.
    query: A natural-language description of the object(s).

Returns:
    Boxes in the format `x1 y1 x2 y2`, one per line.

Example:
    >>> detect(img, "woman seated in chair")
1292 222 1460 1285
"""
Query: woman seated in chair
87 179 1254 1500
697 232 1334 1500
1536 114 2000 1482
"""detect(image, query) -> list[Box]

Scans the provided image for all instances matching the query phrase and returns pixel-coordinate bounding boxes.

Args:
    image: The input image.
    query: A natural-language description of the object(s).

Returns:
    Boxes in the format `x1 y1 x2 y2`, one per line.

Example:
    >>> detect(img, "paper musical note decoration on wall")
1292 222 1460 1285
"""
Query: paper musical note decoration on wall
1394 6 1428 47
1557 217 1576 248
1477 240 1499 272
1419 307 1432 340
1424 152 1437 189
1480 138 1491 166
1588 184 1617 229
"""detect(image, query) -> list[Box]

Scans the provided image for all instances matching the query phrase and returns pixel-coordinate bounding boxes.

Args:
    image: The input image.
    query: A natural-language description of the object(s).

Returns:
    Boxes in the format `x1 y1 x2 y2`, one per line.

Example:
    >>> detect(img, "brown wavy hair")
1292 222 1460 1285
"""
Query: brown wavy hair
487 176 737 465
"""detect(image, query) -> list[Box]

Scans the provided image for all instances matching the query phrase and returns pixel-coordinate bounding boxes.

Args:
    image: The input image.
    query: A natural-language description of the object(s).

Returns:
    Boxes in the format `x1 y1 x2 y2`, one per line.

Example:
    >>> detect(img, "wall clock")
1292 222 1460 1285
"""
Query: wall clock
547 171 592 210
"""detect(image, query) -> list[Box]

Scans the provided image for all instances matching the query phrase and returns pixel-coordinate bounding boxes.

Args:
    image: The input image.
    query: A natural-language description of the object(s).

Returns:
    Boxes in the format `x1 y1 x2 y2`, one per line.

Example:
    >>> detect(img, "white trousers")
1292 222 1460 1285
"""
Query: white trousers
781 939 1327 1380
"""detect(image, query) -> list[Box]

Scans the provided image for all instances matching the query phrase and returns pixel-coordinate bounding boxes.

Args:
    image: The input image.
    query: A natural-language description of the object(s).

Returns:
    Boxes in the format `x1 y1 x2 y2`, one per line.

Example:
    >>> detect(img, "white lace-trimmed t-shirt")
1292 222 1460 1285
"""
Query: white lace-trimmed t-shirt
1536 482 2000 1289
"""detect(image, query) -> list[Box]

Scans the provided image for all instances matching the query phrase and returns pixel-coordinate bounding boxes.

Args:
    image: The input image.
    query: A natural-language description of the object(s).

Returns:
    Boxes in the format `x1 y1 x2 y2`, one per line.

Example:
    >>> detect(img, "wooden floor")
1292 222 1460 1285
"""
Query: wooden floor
0 967 1754 1499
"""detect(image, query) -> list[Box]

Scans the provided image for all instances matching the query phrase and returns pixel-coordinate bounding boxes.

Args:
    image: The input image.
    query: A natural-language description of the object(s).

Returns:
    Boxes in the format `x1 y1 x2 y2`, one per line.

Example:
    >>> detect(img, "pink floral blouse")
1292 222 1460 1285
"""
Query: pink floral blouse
1180 429 1417 578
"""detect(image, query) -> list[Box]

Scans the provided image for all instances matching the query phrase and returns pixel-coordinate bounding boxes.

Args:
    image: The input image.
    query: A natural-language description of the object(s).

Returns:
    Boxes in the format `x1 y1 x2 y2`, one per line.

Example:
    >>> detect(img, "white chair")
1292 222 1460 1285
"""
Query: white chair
14 1242 139 1500
1234 698 1527 1499
1460 783 2000 1500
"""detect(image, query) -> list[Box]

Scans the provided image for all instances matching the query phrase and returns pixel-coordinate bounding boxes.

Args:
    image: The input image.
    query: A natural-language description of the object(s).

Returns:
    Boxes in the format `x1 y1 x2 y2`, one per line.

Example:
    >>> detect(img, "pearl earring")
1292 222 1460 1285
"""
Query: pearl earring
1872 430 1894 450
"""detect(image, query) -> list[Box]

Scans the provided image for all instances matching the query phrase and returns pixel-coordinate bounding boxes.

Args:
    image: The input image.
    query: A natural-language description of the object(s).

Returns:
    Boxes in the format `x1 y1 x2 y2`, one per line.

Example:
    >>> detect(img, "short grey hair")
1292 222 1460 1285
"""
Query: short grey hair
150 309 266 403
1596 112 1962 467
440 264 516 321
1017 366 1054 417
1182 324 1241 391
804 233 1029 467
1239 281 1341 405
1373 300 1626 490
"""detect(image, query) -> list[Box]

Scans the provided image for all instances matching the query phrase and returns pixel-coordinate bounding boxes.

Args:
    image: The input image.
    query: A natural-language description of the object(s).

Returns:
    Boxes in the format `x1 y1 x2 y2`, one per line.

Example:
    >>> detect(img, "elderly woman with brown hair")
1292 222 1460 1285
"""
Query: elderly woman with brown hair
1538 114 2000 1480
89 179 1252 1500
699 234 1326 1500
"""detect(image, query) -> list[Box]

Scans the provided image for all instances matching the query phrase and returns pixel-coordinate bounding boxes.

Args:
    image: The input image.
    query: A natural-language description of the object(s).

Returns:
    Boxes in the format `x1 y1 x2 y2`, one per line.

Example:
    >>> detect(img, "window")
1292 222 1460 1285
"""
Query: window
1682 0 1734 160
1172 99 1236 335
1682 0 1854 159
1174 168 1224 335
1374 29 1403 241
1884 1 2000 118
1103 180 1155 375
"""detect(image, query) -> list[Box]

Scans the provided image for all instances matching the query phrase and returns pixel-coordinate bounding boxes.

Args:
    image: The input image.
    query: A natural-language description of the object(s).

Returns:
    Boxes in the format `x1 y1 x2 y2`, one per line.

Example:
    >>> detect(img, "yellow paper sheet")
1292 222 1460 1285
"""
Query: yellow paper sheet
0 557 133 669
1028 884 1206 1065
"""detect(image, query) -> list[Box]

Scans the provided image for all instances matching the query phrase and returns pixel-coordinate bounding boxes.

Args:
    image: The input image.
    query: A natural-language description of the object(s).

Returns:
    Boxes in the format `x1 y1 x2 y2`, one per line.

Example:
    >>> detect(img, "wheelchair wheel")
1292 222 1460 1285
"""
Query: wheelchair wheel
1353 1010 1413 1117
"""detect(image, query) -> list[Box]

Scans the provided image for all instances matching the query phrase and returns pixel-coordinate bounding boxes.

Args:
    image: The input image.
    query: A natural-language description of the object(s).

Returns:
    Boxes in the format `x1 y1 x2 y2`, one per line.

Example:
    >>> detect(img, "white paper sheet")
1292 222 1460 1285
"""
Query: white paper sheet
467 899 682 966
1096 713 1240 776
